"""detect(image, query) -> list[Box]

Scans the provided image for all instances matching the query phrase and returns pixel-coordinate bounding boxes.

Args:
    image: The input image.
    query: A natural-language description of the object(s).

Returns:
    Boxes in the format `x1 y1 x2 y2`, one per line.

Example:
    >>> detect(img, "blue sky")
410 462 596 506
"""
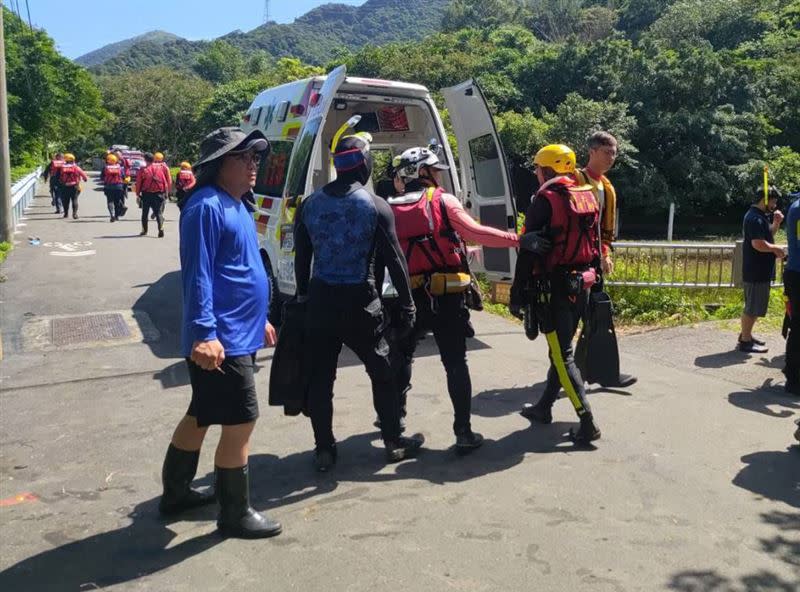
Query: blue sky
18 0 367 59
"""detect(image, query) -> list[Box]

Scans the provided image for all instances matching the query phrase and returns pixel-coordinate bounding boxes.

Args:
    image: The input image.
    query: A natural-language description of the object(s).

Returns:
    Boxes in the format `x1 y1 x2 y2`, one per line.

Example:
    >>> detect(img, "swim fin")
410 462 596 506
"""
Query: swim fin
576 291 620 387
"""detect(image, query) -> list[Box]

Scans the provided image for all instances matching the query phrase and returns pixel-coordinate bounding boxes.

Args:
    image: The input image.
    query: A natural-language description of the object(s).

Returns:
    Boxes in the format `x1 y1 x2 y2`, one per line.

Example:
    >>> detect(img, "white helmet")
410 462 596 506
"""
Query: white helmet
395 146 449 181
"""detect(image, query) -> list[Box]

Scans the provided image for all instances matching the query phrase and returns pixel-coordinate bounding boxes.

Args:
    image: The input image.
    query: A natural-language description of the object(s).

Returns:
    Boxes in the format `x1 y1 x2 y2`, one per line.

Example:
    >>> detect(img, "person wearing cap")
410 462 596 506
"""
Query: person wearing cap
510 144 602 445
56 153 88 219
294 133 424 472
135 152 171 237
174 161 196 205
385 146 519 452
152 152 172 221
101 153 126 222
42 152 65 214
158 126 282 539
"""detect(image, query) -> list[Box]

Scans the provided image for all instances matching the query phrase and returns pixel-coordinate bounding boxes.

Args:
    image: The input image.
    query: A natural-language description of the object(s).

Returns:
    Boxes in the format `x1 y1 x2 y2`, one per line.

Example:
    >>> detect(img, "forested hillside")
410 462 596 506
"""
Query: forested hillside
88 0 449 73
75 31 182 67
340 0 798 217
8 0 798 221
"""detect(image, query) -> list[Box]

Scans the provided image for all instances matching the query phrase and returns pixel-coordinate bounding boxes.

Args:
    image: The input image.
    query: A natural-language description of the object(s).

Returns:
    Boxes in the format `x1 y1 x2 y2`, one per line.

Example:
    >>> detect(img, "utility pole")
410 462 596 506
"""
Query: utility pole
0 8 13 243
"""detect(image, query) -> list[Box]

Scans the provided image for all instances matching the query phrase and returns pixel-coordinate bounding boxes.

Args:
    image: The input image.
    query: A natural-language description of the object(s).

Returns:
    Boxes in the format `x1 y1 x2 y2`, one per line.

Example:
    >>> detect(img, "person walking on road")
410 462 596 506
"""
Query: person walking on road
571 131 637 389
57 153 87 220
159 126 282 539
385 146 519 452
510 144 602 444
294 133 424 472
782 195 800 394
175 161 196 205
739 187 784 353
101 153 126 222
135 152 170 237
152 152 172 220
42 152 65 214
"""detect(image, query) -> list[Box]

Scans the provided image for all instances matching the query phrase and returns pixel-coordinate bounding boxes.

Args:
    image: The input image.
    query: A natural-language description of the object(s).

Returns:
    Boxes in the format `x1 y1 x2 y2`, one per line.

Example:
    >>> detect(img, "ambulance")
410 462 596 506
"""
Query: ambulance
240 65 517 316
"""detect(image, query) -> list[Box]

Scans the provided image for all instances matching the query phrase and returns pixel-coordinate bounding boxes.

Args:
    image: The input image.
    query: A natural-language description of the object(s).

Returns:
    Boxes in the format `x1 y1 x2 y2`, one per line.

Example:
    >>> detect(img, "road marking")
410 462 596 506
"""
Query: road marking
0 492 38 507
51 250 96 257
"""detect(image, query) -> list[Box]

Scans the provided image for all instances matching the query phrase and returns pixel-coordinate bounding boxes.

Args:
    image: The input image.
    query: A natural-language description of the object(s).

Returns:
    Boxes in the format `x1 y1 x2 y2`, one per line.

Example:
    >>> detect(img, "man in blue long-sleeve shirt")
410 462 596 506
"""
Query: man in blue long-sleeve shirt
158 127 282 540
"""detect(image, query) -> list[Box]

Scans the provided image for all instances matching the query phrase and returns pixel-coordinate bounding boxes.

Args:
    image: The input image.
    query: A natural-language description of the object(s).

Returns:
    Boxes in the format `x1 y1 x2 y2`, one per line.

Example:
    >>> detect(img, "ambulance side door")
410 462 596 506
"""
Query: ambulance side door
278 65 347 294
442 80 517 280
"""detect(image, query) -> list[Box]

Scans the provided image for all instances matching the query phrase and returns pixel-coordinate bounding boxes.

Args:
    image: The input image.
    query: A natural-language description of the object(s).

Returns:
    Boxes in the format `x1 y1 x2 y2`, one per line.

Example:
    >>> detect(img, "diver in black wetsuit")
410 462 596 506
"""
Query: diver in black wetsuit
293 134 425 472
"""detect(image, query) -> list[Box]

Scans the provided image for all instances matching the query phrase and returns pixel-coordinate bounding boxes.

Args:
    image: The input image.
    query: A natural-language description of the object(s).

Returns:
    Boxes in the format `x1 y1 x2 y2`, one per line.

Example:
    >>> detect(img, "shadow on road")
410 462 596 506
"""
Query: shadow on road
732 446 800 509
666 507 800 591
0 424 594 590
695 350 784 371
727 381 800 418
0 496 222 591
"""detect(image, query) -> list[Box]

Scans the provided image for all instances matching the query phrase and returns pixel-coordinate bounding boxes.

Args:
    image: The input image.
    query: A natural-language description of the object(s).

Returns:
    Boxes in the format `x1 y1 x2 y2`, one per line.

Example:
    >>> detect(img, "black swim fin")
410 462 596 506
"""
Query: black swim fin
576 291 621 387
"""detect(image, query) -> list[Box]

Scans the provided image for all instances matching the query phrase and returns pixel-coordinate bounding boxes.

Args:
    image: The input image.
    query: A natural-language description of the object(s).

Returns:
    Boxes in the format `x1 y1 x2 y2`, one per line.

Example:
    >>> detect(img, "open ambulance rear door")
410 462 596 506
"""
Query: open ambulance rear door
442 79 517 280
277 65 347 293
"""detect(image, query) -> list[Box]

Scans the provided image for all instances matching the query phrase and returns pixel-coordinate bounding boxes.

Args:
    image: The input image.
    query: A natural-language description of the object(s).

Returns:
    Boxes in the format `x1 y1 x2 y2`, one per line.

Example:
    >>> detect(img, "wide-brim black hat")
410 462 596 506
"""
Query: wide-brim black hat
195 127 270 169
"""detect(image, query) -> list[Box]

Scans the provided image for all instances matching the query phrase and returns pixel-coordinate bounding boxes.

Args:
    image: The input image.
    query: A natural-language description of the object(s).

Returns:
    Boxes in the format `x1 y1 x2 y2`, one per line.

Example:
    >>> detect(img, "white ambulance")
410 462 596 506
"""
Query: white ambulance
240 65 517 315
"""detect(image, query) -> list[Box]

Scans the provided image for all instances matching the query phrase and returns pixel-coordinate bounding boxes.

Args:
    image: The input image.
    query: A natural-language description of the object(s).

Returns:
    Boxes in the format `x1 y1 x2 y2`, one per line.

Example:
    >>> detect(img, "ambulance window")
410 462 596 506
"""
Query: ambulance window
276 101 290 123
285 118 321 197
469 134 504 198
254 141 292 197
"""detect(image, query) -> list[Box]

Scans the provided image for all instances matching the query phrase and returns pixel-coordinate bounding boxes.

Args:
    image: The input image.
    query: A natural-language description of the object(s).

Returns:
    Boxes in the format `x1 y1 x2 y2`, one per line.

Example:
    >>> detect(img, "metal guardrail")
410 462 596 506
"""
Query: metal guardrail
607 241 784 289
10 167 42 232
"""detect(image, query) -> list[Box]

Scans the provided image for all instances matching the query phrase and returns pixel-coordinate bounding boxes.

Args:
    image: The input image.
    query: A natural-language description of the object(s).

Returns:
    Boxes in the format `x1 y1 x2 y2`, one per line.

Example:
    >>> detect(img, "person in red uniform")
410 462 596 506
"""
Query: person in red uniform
135 152 171 237
152 152 172 221
175 161 196 205
42 152 65 213
386 146 519 451
510 144 602 444
101 153 126 222
57 153 88 220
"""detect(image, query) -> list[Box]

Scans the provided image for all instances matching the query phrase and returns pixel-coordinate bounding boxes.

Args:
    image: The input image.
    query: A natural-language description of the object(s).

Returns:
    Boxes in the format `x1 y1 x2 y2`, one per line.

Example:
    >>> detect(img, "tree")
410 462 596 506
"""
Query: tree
97 68 212 160
194 40 245 84
3 8 108 166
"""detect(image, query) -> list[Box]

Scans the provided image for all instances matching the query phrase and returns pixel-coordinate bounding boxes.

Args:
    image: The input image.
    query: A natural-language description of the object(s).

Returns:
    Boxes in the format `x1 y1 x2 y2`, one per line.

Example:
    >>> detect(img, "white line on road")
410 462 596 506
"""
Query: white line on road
50 250 96 257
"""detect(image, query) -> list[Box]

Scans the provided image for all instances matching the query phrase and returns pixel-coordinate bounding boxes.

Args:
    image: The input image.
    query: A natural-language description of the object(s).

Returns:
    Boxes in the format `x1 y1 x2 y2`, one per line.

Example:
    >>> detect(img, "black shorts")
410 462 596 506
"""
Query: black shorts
186 354 259 427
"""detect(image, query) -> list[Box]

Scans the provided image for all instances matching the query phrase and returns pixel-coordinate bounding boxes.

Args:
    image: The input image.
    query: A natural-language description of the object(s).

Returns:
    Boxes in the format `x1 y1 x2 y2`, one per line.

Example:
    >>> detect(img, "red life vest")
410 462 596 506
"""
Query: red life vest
49 159 64 176
140 165 168 193
390 186 463 276
103 164 123 185
60 163 80 187
176 169 194 190
537 177 599 271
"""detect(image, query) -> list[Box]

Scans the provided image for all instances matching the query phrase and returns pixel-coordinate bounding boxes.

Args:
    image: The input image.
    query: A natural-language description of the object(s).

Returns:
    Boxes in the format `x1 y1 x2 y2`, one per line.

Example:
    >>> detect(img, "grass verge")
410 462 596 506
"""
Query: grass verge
0 241 11 264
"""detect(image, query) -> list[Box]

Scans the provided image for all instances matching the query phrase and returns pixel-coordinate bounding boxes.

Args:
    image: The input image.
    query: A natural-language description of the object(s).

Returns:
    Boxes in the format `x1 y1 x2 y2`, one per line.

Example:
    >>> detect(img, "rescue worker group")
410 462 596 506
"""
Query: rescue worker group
43 149 196 236
47 129 638 540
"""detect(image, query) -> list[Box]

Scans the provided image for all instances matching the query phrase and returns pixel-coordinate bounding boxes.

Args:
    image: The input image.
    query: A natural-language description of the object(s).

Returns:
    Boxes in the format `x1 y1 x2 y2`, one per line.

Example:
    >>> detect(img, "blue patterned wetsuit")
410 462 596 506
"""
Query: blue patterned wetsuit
294 180 414 449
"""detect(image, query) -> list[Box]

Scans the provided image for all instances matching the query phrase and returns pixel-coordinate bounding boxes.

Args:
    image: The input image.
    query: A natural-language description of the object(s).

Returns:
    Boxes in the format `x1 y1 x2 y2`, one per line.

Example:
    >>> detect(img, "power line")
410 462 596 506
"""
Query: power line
24 0 33 30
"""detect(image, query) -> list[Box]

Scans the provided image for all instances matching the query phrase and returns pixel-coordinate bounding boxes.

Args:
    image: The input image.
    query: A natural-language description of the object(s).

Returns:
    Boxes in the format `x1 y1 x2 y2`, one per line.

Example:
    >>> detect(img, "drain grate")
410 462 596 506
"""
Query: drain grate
51 313 132 346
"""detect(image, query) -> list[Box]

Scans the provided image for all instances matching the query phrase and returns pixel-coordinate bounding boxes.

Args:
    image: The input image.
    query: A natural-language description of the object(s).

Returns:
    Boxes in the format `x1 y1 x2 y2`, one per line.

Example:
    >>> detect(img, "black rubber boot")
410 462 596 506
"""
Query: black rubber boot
384 433 425 463
158 444 215 516
216 465 282 539
570 413 601 444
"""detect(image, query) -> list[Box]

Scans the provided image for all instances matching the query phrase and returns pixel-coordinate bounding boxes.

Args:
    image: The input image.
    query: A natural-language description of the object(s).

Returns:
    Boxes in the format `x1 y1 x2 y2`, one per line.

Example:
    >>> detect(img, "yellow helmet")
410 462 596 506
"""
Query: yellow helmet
154 152 164 162
180 161 191 170
106 154 118 164
64 153 76 162
533 144 576 175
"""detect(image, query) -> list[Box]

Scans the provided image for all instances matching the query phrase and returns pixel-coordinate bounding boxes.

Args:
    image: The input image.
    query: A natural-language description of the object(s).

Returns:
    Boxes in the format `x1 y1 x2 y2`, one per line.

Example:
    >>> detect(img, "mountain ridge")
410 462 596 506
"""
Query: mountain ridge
83 0 449 73
75 30 183 67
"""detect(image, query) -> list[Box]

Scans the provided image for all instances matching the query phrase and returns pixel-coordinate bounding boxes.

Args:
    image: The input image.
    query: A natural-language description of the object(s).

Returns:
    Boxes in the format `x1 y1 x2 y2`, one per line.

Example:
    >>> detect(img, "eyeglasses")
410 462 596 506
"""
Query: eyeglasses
595 147 618 158
230 151 262 166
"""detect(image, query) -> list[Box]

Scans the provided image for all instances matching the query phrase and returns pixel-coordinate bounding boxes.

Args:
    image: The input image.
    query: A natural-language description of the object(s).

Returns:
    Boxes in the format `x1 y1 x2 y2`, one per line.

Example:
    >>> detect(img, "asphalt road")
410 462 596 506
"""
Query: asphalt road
0 179 797 591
